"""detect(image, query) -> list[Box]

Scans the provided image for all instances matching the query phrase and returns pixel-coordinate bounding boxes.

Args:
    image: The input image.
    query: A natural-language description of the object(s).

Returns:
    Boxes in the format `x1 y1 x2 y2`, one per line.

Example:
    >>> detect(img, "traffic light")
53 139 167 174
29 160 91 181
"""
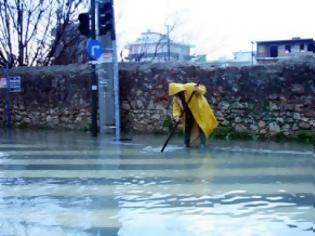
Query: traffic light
98 1 115 38
78 13 90 36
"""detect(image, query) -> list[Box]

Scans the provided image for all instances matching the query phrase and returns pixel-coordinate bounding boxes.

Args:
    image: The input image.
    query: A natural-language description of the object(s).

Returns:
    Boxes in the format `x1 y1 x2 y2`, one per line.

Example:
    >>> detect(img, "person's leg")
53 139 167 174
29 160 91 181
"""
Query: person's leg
199 128 206 148
184 125 192 147
184 114 194 148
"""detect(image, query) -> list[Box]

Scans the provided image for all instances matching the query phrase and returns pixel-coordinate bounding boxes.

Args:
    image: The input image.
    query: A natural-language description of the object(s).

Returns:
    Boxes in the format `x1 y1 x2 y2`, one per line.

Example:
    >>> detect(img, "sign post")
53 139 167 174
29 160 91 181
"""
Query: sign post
4 65 11 130
96 0 120 140
0 74 22 131
90 0 98 137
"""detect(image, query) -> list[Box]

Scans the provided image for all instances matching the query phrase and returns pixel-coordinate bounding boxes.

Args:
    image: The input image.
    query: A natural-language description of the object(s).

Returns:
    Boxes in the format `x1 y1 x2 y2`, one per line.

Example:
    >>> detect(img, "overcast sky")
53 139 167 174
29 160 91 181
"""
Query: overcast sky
114 0 314 60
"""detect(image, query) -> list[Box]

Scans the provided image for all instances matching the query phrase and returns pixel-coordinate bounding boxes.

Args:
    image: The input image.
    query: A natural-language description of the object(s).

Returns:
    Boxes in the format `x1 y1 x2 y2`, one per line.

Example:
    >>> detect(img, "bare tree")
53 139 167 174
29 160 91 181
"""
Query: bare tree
150 24 176 62
0 0 87 68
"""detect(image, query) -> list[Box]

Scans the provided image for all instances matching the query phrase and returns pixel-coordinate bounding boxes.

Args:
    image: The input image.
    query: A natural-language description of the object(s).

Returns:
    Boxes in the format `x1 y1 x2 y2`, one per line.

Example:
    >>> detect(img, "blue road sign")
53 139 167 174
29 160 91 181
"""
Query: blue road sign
86 39 104 60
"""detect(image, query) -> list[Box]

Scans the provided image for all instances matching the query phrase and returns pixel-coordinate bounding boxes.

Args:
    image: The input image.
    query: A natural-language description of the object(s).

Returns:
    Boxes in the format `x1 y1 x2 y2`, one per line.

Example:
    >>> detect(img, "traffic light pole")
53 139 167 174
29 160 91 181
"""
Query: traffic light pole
90 0 98 137
97 35 115 135
96 0 120 140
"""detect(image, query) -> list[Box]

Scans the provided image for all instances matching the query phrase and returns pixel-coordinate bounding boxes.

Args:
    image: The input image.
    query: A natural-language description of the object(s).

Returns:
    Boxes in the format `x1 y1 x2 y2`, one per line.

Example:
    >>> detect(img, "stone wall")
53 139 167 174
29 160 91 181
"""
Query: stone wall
119 58 315 138
0 64 92 130
1 57 314 139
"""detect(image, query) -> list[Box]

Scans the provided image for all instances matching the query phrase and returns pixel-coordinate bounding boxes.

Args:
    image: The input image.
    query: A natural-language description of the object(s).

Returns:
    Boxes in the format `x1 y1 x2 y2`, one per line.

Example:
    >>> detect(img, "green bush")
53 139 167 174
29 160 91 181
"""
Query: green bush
271 132 287 142
211 127 233 140
229 131 255 140
295 131 315 144
162 115 174 131
153 128 164 135
211 127 315 144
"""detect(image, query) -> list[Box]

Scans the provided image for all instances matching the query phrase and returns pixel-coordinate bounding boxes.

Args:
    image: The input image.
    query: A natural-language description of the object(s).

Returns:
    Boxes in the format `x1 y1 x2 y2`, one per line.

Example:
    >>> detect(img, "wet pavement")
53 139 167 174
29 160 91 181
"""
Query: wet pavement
0 130 313 236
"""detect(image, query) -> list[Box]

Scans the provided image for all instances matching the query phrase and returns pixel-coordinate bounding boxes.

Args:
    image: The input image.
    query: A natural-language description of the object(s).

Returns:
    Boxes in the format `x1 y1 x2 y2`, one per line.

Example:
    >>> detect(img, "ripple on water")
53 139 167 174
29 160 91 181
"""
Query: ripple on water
141 145 184 153
111 188 313 234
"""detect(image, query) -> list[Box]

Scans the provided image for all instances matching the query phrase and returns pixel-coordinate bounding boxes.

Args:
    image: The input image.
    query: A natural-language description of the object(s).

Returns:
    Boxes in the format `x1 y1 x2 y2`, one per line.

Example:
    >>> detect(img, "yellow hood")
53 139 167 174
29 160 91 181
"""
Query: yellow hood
168 83 185 96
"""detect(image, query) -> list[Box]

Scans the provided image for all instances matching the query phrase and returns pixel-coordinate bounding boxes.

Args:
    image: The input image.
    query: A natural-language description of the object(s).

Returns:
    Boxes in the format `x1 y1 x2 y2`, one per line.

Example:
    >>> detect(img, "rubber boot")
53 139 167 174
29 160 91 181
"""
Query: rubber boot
199 131 206 149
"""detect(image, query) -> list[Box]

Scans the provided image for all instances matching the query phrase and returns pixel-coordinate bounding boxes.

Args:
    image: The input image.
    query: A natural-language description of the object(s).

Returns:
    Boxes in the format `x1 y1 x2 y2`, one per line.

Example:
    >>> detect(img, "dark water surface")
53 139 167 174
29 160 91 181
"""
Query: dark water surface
0 130 313 236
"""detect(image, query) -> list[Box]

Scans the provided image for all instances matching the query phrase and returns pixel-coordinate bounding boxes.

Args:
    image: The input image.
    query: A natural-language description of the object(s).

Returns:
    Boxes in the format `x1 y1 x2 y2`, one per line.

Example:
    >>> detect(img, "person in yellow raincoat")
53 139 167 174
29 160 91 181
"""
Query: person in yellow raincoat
168 82 218 148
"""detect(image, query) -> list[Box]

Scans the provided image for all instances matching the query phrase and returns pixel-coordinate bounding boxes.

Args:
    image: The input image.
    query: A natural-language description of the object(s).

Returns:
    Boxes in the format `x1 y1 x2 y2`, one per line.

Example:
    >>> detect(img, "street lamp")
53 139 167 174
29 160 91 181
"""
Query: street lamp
251 41 255 65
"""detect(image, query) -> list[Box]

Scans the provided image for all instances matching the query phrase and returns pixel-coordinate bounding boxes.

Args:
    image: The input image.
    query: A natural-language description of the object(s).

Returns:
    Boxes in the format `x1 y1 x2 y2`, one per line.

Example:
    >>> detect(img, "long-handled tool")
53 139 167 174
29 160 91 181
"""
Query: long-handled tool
161 83 199 152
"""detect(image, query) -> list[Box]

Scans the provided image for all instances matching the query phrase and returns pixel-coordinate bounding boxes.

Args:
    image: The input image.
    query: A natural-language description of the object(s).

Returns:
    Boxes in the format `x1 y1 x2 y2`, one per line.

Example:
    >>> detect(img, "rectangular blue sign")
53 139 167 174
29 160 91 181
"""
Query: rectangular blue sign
0 76 22 92
9 76 22 92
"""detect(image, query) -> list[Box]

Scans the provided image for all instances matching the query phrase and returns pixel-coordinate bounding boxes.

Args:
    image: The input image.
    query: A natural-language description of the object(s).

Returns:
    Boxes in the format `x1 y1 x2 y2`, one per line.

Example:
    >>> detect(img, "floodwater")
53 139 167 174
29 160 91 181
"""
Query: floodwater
0 130 313 236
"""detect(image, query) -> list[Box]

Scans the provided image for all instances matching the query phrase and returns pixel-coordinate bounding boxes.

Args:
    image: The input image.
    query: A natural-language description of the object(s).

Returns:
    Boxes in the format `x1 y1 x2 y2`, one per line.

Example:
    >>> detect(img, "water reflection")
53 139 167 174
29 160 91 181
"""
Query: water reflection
0 131 313 236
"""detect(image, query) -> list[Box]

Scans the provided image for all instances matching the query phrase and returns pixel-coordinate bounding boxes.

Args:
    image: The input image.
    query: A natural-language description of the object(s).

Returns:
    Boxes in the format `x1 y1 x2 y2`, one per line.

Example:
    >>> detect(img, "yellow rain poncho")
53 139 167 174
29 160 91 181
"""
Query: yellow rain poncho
168 82 218 142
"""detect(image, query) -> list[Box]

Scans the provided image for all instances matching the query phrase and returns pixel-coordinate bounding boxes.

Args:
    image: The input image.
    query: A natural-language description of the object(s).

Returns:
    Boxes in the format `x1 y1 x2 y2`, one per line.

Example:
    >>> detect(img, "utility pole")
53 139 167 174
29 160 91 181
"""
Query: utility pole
166 25 171 61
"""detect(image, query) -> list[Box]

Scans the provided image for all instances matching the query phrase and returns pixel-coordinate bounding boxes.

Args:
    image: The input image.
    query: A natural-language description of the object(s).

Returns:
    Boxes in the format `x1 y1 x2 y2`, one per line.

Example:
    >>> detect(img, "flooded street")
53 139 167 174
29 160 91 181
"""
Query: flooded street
0 130 313 236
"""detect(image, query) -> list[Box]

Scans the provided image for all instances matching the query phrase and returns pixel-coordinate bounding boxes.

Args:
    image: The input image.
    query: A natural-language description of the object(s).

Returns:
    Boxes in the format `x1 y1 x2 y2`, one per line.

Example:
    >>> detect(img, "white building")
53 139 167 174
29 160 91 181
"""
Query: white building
126 30 190 62
233 51 256 65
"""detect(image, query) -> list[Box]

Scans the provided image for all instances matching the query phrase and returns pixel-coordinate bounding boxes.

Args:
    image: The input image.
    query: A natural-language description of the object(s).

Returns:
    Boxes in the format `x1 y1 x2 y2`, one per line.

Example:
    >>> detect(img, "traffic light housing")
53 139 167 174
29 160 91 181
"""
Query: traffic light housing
78 13 90 36
98 1 115 38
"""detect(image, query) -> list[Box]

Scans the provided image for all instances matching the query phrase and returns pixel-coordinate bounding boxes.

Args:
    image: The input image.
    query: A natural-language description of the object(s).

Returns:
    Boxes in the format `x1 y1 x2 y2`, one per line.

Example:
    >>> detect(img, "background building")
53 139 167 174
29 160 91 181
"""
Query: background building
126 30 191 62
233 51 256 65
256 38 314 64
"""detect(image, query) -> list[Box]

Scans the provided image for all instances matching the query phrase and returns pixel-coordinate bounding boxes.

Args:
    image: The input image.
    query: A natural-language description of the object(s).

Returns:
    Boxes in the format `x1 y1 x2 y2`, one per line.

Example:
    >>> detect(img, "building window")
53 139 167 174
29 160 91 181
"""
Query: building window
300 44 305 51
285 45 291 53
307 43 314 52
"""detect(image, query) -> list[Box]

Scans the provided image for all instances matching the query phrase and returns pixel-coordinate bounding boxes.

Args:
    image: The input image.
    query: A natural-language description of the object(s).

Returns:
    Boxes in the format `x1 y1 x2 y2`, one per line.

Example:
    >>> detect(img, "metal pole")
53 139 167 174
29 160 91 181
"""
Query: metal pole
97 0 115 134
113 44 120 140
167 25 171 61
4 64 11 130
251 41 254 65
97 0 120 138
112 0 120 140
91 0 98 137
95 1 106 134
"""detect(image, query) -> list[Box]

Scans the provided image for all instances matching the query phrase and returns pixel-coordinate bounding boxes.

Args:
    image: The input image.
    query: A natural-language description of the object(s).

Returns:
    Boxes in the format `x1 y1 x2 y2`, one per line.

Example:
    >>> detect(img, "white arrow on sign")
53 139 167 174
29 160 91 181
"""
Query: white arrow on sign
91 45 101 57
